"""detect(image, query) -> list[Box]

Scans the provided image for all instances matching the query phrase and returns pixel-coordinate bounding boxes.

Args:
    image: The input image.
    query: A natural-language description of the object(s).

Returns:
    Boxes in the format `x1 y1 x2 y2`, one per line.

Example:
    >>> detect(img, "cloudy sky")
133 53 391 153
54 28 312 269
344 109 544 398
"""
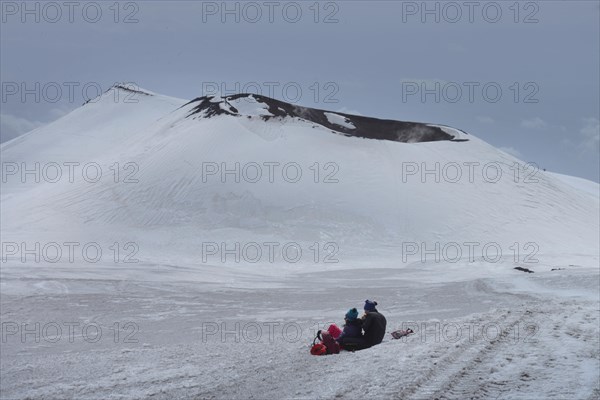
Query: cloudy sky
1 1 599 181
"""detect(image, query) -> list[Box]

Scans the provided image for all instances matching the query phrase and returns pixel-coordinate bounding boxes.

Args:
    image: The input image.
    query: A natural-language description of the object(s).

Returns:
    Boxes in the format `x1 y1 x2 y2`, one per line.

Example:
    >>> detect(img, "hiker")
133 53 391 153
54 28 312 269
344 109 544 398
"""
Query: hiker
336 308 363 349
361 299 387 348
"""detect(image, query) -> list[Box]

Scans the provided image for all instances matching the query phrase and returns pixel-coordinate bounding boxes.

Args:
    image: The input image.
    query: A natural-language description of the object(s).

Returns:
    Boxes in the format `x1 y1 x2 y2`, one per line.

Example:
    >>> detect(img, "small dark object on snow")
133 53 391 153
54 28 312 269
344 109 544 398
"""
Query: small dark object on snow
514 266 534 273
391 328 414 339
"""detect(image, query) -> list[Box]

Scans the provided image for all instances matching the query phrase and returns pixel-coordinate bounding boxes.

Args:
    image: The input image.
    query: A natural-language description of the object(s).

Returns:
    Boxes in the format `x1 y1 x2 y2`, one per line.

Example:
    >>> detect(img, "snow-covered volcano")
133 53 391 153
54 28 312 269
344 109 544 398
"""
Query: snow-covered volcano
2 85 599 400
1 85 598 269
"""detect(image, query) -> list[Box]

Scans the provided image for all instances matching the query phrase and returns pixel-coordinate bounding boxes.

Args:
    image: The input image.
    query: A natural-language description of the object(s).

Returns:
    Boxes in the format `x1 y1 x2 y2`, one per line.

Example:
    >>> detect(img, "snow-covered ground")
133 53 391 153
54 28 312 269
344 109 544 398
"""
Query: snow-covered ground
1 86 598 399
1 258 598 399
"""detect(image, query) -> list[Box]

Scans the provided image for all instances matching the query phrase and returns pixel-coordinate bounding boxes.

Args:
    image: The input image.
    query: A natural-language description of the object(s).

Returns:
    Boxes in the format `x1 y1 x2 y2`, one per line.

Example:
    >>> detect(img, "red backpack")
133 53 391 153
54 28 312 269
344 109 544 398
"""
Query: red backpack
310 342 327 355
310 330 340 356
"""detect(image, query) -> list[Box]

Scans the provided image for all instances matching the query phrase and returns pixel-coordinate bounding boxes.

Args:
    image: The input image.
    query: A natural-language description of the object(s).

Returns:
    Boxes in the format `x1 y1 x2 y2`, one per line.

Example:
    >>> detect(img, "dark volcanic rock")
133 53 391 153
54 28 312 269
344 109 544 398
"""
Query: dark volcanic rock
514 266 535 273
183 93 468 144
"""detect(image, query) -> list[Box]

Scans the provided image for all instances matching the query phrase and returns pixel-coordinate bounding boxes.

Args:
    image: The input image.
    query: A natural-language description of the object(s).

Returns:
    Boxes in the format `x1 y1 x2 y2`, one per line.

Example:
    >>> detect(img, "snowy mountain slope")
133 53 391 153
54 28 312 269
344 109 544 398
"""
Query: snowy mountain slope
1 86 599 400
1 87 598 268
1 85 186 165
547 171 599 199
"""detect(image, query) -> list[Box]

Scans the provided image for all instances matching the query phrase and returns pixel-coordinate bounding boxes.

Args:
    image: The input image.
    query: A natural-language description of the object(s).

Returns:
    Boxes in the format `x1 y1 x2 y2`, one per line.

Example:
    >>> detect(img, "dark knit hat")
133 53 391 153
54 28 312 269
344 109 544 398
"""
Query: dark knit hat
345 308 359 321
364 299 378 312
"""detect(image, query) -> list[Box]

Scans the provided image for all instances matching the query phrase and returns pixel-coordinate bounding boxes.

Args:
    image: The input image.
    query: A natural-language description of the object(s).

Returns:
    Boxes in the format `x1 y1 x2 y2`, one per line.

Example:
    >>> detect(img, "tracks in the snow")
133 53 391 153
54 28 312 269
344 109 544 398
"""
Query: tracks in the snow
395 308 531 400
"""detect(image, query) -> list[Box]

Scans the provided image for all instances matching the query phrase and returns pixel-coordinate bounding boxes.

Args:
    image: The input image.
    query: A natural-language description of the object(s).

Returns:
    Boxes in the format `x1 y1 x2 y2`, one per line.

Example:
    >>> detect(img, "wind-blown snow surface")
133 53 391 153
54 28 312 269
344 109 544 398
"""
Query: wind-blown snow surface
1 86 599 399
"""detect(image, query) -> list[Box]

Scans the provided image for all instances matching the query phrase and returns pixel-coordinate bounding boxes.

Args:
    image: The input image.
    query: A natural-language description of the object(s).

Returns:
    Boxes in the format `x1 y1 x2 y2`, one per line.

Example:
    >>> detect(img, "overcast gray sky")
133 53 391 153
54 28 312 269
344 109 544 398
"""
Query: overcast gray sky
1 0 599 181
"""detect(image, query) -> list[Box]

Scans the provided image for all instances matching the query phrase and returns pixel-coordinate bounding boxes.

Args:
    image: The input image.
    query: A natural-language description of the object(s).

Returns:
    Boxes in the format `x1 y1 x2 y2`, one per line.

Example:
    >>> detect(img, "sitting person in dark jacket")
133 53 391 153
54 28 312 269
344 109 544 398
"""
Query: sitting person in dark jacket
336 308 363 346
361 299 387 348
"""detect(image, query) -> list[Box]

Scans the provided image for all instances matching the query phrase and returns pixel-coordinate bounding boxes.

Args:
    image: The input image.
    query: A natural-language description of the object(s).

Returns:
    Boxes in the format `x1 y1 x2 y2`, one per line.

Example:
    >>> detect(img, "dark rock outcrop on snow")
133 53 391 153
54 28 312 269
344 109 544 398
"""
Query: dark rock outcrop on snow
183 94 468 144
